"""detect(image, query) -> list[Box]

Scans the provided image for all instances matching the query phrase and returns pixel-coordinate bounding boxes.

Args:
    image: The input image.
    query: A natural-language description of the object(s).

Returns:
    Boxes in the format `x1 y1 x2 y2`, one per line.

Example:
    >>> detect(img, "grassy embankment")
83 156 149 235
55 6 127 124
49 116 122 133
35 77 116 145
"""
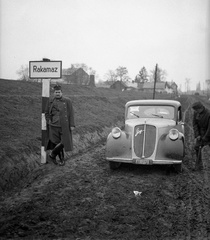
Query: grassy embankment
0 79 176 191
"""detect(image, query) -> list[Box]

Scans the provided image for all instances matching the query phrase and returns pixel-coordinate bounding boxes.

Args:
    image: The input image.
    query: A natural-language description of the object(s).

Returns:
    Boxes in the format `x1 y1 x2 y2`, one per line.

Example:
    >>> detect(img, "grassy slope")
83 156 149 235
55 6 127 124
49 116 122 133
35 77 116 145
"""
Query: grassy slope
0 79 177 191
0 80 154 155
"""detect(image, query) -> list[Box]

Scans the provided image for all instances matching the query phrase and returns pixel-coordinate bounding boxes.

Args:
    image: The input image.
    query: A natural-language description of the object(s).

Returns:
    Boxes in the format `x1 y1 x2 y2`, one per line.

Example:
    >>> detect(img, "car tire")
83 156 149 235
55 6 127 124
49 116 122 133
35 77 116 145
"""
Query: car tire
109 161 121 170
173 163 182 173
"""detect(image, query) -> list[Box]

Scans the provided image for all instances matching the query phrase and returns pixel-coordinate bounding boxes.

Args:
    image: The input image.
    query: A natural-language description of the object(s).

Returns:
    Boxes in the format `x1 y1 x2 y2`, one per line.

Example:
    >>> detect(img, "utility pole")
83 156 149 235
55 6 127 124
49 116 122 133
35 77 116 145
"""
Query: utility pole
153 64 158 99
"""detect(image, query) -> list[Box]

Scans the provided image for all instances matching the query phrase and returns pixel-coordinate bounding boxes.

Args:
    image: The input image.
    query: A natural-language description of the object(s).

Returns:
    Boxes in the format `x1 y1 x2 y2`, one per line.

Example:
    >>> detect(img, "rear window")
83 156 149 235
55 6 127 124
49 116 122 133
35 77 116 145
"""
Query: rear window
127 105 175 120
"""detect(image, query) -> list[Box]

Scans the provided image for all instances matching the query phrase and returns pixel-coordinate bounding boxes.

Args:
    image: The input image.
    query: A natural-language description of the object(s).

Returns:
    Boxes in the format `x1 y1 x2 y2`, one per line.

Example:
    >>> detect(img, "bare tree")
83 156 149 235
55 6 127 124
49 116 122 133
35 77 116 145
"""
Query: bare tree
16 65 30 81
185 78 191 92
63 64 77 75
73 63 89 72
196 82 201 92
205 79 210 98
116 66 129 81
135 66 148 83
88 67 96 75
105 70 117 84
149 66 167 82
63 63 96 75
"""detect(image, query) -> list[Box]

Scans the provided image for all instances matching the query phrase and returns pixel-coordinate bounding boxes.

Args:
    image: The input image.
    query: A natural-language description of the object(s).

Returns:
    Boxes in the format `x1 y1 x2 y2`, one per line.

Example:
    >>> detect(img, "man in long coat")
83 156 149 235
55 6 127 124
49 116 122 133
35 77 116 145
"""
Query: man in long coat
45 84 75 165
192 101 210 170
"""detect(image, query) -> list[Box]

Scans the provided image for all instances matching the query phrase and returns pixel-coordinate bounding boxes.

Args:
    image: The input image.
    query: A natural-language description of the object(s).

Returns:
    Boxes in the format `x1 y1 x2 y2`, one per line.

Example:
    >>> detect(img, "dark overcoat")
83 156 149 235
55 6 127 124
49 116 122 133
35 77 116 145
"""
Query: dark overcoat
193 107 210 143
45 96 75 151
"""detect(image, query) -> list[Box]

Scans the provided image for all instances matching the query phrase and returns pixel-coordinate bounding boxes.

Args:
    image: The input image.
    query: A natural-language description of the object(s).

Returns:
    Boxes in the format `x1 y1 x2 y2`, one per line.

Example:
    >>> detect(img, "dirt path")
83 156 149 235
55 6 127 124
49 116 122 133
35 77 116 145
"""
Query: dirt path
1 148 210 239
0 97 210 239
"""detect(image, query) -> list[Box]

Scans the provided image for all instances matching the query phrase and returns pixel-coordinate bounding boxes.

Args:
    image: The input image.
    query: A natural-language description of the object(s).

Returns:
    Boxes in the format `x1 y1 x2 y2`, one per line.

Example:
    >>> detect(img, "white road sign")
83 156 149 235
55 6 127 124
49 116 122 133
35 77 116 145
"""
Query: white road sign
29 61 62 79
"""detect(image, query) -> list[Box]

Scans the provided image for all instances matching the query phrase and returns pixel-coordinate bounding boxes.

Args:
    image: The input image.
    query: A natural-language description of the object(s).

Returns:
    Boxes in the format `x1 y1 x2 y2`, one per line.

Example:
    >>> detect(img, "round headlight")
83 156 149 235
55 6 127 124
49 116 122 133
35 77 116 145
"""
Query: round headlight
112 127 121 139
169 129 179 141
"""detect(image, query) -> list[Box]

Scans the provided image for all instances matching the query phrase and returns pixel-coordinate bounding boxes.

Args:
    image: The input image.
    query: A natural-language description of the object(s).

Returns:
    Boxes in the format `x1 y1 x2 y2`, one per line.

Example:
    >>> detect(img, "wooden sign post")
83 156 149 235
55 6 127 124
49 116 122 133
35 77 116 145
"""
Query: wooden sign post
41 78 50 163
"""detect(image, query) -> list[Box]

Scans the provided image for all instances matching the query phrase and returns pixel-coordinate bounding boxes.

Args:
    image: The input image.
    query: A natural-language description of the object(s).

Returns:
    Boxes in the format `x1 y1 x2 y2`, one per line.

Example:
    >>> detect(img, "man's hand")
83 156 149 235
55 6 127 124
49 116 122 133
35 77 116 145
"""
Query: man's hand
70 127 75 131
196 136 201 141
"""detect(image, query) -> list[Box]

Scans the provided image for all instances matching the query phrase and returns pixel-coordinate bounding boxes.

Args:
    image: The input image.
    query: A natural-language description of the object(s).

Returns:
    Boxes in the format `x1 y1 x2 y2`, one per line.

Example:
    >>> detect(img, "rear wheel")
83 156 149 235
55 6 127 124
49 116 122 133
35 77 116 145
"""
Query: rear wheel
173 163 182 173
109 161 121 170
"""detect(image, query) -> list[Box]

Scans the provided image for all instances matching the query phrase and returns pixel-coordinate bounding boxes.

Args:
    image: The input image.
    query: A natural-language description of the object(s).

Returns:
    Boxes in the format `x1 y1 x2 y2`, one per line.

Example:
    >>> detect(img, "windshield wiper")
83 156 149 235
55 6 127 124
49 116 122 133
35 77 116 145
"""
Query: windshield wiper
130 112 140 118
151 113 163 118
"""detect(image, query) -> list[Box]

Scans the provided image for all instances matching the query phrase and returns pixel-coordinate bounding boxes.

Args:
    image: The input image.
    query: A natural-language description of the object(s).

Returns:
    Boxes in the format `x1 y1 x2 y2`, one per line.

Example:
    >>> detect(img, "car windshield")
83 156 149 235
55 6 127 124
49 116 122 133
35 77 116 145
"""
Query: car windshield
127 105 175 120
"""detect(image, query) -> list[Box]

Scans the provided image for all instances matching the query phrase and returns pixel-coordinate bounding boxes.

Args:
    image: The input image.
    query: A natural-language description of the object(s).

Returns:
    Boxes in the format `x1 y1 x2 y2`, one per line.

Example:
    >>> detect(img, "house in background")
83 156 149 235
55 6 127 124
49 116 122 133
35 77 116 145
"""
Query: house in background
168 81 178 96
110 81 128 91
110 80 138 91
140 82 173 94
62 68 90 85
124 81 138 91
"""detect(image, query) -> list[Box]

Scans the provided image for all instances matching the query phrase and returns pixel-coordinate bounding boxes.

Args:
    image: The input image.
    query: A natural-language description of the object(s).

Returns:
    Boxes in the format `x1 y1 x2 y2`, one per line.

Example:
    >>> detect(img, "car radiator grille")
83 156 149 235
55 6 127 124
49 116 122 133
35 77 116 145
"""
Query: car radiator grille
134 124 156 158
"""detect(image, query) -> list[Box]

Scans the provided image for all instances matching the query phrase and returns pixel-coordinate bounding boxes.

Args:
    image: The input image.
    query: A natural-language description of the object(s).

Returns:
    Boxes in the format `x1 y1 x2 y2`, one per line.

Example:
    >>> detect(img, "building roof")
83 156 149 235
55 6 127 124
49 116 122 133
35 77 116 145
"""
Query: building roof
167 81 178 87
143 82 168 89
110 81 127 88
63 67 89 76
124 81 138 88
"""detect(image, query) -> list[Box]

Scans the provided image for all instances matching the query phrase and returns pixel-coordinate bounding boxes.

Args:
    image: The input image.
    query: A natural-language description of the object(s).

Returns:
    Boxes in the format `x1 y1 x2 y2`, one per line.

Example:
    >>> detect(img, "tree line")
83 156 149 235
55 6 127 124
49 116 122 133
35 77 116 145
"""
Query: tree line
104 65 167 85
16 63 167 83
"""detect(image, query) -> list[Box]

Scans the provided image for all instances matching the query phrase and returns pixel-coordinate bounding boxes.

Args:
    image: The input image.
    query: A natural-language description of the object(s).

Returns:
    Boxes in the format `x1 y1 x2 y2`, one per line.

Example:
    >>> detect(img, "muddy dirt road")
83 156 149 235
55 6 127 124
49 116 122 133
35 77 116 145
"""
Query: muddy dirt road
0 97 210 239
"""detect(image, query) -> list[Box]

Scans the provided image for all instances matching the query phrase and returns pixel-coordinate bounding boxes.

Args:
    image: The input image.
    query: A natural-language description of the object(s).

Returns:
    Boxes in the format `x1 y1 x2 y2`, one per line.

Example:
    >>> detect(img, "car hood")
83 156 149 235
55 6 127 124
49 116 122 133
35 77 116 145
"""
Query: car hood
125 118 176 128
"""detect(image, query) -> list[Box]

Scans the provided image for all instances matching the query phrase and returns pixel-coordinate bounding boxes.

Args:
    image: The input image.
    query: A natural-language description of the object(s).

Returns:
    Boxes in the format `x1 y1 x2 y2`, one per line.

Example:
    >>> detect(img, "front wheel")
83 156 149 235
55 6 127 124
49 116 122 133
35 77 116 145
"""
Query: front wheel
109 161 121 170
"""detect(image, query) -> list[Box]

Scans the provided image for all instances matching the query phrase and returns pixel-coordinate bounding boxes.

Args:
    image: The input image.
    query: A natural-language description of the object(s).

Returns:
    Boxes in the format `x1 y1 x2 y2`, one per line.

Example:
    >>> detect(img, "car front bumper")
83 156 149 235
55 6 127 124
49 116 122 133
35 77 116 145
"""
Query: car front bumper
106 157 182 165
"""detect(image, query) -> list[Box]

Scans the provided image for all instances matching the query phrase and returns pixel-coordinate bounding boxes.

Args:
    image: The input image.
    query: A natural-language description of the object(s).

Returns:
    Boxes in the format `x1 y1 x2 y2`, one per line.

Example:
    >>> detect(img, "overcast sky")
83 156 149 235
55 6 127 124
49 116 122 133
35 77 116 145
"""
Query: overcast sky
0 0 209 90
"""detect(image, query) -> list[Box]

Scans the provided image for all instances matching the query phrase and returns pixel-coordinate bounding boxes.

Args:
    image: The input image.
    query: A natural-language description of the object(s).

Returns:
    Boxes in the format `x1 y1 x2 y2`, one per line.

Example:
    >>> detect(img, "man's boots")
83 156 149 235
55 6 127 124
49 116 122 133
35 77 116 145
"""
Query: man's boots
49 143 64 165
58 148 65 166
195 146 203 170
49 143 57 165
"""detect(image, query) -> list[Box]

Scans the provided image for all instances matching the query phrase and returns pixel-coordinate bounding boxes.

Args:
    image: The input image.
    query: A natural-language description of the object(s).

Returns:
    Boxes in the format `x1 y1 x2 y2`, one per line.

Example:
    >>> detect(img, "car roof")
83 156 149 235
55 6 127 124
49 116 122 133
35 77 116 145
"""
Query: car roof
125 99 181 108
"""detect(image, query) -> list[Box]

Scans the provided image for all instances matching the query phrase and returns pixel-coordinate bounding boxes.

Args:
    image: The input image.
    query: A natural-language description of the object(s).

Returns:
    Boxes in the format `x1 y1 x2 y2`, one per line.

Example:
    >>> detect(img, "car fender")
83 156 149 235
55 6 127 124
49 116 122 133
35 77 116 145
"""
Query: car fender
156 130 185 160
106 131 132 159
